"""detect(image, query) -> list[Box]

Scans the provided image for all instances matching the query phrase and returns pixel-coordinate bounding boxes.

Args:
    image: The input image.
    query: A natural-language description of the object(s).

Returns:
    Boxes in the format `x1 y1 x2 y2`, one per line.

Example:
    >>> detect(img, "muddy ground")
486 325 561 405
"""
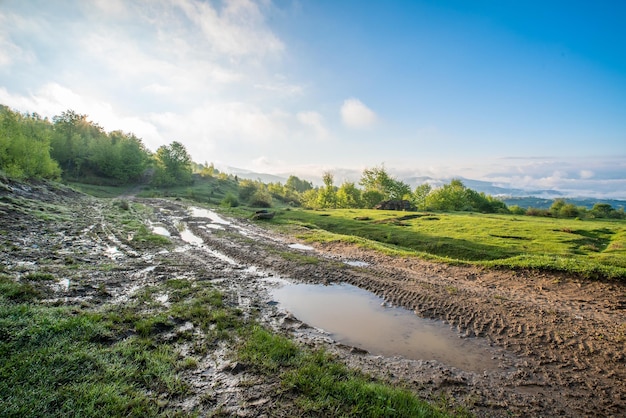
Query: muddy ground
1 180 625 417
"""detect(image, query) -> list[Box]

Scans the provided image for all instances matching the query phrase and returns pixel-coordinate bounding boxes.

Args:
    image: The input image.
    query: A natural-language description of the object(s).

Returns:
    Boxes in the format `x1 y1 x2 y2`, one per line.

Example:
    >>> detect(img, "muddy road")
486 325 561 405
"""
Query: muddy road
1 181 624 417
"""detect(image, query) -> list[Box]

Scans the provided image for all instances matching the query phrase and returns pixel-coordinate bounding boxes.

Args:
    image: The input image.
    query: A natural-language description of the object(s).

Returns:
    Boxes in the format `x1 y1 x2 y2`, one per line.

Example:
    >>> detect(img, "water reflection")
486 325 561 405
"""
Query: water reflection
271 283 499 372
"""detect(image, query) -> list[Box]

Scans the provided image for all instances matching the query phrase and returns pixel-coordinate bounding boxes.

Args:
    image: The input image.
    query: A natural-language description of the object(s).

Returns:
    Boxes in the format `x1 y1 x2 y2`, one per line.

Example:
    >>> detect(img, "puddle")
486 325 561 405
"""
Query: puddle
189 207 231 225
180 226 204 246
203 224 225 230
288 243 314 251
152 226 171 237
105 246 122 259
178 223 238 266
345 260 369 267
271 283 499 372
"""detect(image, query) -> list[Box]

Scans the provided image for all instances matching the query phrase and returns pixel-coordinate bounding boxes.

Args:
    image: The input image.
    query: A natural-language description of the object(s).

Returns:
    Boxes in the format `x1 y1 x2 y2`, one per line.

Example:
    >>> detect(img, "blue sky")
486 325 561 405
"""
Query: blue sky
1 0 625 197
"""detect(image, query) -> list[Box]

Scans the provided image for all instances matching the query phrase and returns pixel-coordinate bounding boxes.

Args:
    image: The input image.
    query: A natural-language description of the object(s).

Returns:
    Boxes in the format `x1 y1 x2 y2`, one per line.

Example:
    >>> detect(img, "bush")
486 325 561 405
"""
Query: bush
249 189 272 208
221 193 239 207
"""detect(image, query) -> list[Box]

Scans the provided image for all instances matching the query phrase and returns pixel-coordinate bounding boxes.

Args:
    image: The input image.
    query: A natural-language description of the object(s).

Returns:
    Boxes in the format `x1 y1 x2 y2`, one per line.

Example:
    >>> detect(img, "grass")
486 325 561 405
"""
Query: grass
271 208 626 280
0 303 186 417
137 175 240 204
237 327 452 417
1 269 453 417
0 274 240 417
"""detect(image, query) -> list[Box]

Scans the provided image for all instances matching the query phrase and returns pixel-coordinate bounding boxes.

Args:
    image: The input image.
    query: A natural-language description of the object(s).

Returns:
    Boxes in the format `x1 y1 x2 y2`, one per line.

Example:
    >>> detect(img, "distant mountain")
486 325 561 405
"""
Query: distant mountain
221 166 288 184
502 197 626 210
403 176 565 199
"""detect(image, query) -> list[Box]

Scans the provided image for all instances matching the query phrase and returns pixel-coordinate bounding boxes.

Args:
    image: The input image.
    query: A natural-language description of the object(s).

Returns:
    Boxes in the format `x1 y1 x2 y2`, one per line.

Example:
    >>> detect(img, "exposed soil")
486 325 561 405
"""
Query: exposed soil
1 180 625 417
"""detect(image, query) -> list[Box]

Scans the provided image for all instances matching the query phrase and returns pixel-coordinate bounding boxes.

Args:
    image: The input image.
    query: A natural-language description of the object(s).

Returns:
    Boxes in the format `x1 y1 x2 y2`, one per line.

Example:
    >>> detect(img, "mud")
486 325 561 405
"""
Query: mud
1 180 624 417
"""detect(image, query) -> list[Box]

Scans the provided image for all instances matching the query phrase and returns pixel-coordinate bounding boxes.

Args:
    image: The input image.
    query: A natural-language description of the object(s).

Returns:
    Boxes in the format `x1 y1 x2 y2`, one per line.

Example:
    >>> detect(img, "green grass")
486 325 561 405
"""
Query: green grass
67 182 131 198
0 274 240 417
0 303 187 417
137 175 240 204
238 327 451 417
271 209 626 280
1 267 453 417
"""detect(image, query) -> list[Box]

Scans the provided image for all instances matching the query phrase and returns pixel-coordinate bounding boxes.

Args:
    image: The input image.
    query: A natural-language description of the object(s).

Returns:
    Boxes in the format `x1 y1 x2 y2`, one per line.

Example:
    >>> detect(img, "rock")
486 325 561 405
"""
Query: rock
374 199 416 211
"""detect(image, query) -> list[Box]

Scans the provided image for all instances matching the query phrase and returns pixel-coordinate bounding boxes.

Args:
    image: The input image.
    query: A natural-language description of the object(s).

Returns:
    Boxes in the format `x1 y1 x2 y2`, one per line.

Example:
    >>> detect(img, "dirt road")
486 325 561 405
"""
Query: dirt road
1 182 624 417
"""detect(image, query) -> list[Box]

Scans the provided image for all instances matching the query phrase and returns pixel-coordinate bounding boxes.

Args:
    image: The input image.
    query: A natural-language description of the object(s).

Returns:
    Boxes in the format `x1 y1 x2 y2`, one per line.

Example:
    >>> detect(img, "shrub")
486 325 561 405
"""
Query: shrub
221 193 239 207
249 189 272 208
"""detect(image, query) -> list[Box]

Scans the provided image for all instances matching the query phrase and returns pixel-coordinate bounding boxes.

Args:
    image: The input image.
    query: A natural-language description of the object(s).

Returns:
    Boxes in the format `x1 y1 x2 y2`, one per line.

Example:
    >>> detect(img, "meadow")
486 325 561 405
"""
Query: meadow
270 208 626 281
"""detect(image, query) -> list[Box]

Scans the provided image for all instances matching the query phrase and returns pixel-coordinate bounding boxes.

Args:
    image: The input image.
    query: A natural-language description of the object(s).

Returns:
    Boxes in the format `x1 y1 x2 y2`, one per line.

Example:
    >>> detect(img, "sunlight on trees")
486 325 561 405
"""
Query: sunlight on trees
0 106 61 179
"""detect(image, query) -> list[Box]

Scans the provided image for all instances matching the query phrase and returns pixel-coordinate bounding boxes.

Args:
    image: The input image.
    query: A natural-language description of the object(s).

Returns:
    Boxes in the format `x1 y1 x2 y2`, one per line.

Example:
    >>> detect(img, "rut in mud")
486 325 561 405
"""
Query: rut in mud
1 181 624 417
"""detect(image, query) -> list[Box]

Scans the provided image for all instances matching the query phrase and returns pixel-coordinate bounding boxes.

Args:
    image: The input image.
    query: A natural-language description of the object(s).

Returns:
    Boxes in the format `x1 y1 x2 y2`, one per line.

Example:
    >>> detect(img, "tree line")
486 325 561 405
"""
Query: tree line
1 104 623 219
0 105 192 187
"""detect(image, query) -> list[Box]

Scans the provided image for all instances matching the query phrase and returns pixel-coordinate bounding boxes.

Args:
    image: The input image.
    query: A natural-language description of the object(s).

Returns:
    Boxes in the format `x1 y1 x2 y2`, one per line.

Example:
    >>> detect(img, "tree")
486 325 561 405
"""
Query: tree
0 106 60 179
550 199 579 218
317 171 337 208
152 141 193 186
590 203 615 218
285 175 313 193
359 165 411 201
425 179 508 213
336 181 362 208
412 184 431 210
51 110 105 178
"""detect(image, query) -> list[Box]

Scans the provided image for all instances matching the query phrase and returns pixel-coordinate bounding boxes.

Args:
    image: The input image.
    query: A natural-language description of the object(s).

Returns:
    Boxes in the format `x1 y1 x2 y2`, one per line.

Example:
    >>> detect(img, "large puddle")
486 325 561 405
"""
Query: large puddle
271 283 500 372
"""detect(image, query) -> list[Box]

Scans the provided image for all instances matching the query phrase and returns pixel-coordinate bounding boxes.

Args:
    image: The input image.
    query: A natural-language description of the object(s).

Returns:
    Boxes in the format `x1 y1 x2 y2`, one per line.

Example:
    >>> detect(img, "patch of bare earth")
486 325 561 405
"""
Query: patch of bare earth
1 181 624 417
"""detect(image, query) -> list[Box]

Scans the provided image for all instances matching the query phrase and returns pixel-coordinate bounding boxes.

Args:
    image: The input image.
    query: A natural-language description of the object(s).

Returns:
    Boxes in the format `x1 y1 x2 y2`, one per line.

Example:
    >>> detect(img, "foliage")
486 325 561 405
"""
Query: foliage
285 175 313 193
412 183 432 210
336 181 362 208
249 188 273 208
0 106 61 179
359 165 411 203
152 141 193 187
316 171 337 208
221 192 239 207
425 179 507 213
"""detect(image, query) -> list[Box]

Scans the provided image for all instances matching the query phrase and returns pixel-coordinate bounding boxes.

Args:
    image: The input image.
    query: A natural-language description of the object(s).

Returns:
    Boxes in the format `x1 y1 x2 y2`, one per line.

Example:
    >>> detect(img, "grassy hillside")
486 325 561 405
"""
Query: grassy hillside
271 208 626 280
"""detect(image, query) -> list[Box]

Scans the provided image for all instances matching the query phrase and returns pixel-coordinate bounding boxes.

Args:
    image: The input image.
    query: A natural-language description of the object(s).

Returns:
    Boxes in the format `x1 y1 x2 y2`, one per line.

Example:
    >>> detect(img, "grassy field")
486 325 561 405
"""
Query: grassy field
270 208 626 280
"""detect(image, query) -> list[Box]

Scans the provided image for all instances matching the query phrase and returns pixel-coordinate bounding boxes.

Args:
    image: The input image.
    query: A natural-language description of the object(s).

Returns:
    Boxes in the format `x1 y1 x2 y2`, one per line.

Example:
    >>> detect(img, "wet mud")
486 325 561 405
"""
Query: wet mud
1 181 624 417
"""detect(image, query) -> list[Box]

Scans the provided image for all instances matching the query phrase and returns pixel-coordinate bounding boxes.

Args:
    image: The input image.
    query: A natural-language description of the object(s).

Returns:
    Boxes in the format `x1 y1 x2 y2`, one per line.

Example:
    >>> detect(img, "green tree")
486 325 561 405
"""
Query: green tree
336 181 362 208
300 188 320 209
550 199 578 218
0 106 60 179
359 165 411 201
152 141 193 186
317 171 337 208
239 179 258 202
590 203 615 218
51 110 106 178
412 184 432 210
425 179 507 213
285 175 313 193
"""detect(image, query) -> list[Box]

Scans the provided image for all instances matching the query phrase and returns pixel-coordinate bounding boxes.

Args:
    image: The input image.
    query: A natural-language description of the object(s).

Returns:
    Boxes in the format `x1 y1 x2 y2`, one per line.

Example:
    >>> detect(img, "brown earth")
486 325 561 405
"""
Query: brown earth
1 180 624 417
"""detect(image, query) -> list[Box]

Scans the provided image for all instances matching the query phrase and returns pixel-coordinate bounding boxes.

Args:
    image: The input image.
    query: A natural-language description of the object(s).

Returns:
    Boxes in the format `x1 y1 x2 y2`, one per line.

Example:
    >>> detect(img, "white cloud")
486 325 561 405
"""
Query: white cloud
340 98 377 129
297 111 328 139
89 0 128 17
172 0 284 58
0 12 36 68
580 169 594 179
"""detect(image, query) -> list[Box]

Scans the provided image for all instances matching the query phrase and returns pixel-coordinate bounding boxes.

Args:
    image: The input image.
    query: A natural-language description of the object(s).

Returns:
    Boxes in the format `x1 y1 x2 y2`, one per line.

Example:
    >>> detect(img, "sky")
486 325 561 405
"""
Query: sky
1 0 625 198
